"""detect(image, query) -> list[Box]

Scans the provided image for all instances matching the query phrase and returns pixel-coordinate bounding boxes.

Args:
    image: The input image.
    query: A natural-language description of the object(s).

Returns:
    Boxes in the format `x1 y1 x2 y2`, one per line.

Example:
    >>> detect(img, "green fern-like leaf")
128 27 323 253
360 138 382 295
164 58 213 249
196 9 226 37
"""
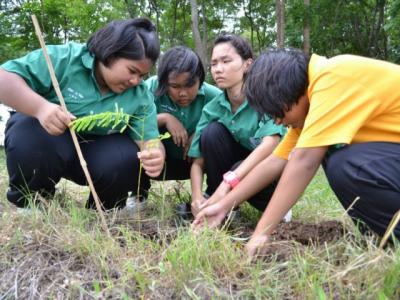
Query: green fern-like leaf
70 107 172 145
70 110 130 133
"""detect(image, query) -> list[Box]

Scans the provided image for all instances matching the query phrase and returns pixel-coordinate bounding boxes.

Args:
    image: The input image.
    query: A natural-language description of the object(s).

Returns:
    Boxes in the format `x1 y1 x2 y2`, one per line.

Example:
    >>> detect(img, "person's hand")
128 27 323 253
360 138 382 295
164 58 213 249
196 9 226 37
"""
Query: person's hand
200 182 230 208
245 234 270 258
191 194 207 217
165 114 188 147
138 147 165 177
192 201 230 231
36 102 75 135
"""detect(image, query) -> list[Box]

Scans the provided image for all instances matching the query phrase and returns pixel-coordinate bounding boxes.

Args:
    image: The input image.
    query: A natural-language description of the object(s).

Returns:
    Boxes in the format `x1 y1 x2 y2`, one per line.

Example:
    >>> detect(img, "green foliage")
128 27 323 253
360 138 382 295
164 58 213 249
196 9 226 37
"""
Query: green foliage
286 0 397 61
2 0 399 64
239 0 276 53
0 0 128 63
70 109 131 134
70 108 171 146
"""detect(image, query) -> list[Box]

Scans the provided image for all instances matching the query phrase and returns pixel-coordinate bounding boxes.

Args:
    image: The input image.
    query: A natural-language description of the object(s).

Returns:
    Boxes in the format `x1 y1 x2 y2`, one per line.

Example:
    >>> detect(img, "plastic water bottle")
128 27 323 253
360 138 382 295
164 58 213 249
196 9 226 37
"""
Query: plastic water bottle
283 209 292 223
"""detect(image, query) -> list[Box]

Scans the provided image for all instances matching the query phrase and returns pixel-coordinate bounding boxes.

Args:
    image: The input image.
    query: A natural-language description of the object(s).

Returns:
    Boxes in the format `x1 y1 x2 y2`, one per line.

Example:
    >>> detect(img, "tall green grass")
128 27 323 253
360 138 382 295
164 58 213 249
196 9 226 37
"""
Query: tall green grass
0 147 398 299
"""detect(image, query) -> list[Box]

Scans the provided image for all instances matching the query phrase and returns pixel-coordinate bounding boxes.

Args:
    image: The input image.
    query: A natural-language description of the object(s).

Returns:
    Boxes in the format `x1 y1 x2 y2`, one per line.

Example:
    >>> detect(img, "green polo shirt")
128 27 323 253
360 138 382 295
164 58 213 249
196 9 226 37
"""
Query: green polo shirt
1 42 159 141
145 75 221 159
188 92 286 158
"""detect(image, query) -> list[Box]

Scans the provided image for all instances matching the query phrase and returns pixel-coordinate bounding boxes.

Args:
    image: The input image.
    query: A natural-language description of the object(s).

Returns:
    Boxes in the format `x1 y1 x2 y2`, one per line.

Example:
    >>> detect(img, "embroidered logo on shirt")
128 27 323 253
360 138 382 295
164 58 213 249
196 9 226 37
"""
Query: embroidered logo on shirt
160 104 177 113
66 87 84 100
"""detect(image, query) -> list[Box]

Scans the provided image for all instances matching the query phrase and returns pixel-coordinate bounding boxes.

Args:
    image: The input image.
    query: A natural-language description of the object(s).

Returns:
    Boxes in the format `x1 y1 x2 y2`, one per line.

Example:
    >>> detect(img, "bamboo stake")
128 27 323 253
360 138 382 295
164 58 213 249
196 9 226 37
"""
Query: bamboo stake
31 15 110 236
379 209 400 249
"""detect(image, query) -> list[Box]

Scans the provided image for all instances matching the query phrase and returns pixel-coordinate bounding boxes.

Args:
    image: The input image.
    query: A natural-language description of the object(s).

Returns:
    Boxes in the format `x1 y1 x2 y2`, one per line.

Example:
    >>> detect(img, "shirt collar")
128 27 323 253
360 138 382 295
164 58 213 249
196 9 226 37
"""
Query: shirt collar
221 90 248 113
197 83 206 96
81 49 95 70
308 53 328 80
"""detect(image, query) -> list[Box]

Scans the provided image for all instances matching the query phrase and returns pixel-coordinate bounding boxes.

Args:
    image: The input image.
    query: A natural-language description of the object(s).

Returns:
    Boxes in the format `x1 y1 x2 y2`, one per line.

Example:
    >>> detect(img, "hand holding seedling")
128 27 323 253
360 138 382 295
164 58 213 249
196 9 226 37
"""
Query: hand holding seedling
164 113 188 147
138 139 165 177
37 102 75 135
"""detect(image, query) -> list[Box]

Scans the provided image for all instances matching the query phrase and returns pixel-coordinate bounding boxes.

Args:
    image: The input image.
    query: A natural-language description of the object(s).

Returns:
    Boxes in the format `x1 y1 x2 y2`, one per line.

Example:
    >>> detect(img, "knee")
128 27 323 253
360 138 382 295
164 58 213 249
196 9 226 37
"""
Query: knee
5 114 50 164
90 149 141 185
200 122 229 149
324 152 350 192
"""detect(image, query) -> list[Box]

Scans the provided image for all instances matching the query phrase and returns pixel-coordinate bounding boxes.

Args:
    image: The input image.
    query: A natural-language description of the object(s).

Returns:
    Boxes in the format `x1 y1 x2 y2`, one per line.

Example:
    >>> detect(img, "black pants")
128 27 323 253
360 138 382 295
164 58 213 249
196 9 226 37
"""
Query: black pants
200 122 277 211
323 142 400 238
5 113 146 209
141 153 192 193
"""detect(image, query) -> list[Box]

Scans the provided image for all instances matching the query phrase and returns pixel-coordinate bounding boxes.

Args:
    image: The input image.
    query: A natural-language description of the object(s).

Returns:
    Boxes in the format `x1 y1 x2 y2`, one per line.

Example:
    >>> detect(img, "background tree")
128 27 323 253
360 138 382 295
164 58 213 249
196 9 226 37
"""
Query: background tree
276 0 285 48
190 0 207 66
1 0 399 65
302 0 310 55
240 0 276 53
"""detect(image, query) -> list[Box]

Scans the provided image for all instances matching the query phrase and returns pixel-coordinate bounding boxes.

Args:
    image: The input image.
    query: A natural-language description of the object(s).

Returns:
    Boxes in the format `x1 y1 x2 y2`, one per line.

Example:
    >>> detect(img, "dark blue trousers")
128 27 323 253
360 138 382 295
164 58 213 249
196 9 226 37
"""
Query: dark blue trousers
140 154 192 195
140 126 192 193
5 113 146 209
200 121 277 211
323 142 400 238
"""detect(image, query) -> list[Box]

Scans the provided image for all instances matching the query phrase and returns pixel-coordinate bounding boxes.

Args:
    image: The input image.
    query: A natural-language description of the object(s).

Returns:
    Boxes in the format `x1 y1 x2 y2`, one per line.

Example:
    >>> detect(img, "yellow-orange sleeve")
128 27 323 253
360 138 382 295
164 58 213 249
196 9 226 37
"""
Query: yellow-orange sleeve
273 128 301 160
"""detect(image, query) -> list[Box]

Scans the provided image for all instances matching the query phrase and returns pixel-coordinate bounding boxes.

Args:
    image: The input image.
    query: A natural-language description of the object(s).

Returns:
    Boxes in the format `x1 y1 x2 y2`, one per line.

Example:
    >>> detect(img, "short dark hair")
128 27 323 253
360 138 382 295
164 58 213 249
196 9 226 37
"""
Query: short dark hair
87 18 160 66
213 34 253 60
155 46 205 96
245 48 309 119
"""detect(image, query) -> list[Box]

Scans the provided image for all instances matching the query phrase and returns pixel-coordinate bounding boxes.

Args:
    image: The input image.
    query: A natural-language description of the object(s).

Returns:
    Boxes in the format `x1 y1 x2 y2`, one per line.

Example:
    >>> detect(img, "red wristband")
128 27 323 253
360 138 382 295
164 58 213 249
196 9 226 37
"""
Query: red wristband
223 171 240 189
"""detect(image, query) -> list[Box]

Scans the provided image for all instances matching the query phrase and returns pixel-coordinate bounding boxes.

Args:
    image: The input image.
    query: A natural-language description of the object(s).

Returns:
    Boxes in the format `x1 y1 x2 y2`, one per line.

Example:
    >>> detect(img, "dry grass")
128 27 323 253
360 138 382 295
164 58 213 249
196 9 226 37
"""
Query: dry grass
0 149 399 299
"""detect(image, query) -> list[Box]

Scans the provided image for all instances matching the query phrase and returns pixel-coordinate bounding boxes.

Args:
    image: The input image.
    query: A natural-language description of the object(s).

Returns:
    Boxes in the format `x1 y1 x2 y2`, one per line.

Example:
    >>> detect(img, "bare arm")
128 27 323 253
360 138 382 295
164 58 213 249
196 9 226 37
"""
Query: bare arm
234 135 280 180
203 135 281 207
193 153 287 229
246 146 328 257
190 157 207 215
0 68 74 135
157 113 188 147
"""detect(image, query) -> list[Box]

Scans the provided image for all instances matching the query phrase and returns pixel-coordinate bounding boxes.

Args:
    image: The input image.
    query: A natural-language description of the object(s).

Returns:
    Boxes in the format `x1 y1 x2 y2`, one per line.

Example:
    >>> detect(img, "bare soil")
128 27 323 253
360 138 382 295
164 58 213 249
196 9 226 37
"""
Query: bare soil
0 204 346 299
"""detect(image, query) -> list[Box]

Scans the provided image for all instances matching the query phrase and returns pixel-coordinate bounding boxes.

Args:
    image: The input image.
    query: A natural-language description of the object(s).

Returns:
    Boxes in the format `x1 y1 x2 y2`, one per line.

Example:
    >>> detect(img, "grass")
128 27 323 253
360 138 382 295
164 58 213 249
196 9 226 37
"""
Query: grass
0 147 399 299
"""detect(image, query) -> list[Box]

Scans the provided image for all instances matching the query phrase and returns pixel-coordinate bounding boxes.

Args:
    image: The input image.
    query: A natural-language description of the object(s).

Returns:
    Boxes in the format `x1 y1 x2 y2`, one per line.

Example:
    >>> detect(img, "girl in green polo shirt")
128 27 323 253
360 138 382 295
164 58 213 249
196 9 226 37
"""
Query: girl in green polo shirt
0 18 165 210
139 46 220 212
188 34 287 221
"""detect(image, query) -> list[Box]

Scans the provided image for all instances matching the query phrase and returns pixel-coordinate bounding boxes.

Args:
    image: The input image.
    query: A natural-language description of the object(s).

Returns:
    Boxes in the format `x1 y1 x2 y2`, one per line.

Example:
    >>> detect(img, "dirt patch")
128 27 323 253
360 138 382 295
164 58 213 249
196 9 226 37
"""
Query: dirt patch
271 220 345 245
232 220 344 244
230 219 345 261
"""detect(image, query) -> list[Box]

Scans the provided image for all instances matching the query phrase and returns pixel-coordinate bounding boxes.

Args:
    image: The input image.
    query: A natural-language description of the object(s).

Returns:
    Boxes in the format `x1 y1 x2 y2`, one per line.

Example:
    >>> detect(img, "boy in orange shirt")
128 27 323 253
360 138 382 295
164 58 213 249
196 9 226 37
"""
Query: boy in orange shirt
193 48 400 256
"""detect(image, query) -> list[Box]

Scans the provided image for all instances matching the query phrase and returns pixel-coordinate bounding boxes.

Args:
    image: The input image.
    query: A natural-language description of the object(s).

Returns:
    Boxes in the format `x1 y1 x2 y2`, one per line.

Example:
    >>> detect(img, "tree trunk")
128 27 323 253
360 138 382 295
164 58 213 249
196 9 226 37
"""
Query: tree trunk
169 0 178 46
201 0 208 65
124 0 136 18
244 0 255 49
303 0 310 55
276 0 285 48
149 0 160 32
190 0 206 68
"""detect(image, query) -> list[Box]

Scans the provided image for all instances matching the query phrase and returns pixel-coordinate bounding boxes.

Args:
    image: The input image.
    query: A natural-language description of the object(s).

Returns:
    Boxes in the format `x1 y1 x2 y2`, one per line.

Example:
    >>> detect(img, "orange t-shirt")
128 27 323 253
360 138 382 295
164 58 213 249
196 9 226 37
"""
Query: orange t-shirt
274 54 400 160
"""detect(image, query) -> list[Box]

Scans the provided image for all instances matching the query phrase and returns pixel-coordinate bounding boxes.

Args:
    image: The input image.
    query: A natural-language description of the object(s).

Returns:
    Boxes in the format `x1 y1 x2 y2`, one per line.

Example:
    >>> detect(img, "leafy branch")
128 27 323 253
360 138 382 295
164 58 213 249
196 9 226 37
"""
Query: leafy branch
70 105 171 202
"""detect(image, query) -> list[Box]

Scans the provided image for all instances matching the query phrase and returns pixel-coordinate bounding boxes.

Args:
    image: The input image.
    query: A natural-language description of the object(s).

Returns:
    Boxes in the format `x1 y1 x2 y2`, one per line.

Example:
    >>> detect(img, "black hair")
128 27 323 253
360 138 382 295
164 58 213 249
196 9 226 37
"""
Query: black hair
87 18 160 66
245 48 310 120
213 34 253 60
155 46 205 96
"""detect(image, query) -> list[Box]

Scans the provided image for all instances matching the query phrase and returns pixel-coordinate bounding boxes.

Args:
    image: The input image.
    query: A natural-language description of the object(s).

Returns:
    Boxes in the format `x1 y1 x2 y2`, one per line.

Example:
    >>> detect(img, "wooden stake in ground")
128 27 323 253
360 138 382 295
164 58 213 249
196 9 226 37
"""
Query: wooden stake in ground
379 209 400 248
31 15 110 236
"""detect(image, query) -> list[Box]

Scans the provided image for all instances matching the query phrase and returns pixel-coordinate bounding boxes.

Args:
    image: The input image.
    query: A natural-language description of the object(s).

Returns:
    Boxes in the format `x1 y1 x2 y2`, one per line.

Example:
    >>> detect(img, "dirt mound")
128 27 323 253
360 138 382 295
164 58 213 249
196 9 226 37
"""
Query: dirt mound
230 220 345 261
271 220 345 245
